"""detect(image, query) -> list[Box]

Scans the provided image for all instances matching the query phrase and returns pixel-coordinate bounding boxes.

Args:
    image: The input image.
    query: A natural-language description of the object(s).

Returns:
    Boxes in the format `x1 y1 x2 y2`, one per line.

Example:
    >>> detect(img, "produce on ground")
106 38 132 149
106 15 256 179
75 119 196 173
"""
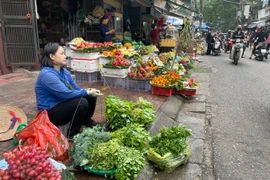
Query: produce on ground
89 139 145 180
70 126 111 167
147 125 193 173
150 71 182 87
105 95 155 130
111 123 150 153
1 144 61 180
149 125 192 156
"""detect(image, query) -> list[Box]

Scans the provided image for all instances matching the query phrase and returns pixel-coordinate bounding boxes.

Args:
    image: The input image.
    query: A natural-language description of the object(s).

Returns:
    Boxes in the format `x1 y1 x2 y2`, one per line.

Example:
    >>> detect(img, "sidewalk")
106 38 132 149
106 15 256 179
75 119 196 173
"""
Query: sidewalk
0 57 214 180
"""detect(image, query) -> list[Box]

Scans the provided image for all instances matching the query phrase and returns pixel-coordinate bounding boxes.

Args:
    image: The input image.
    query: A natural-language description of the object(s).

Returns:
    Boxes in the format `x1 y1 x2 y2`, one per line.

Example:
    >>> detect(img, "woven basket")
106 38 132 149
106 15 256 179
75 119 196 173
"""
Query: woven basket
92 6 105 18
0 104 28 141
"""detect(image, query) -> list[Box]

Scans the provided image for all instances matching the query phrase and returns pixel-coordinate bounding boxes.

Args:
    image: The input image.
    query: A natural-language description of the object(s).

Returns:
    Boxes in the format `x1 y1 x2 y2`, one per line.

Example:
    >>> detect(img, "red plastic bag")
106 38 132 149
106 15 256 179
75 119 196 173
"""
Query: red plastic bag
14 110 69 162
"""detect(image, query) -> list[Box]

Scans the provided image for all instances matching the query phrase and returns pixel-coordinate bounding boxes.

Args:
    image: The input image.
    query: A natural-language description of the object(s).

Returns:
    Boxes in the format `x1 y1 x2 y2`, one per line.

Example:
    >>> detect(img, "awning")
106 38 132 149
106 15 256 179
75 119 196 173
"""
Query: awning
167 16 183 25
195 23 211 29
153 5 185 19
142 14 159 20
247 20 266 29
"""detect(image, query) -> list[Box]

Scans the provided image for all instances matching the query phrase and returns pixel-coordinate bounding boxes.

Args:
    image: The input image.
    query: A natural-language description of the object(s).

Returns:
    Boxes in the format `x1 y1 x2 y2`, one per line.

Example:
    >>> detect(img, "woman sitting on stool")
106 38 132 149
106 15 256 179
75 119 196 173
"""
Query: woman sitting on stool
35 43 101 138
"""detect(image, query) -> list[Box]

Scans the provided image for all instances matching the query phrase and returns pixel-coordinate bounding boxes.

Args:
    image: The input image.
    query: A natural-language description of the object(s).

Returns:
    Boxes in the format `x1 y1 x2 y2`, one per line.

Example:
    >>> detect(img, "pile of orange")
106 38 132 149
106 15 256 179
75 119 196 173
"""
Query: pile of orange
151 71 182 87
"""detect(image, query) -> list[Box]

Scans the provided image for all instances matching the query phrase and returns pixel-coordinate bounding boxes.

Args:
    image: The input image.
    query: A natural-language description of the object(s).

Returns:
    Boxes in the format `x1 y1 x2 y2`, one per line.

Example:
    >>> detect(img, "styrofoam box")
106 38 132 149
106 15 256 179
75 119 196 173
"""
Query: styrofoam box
142 55 150 62
71 59 99 72
64 46 73 57
99 56 112 65
70 52 101 59
100 67 130 78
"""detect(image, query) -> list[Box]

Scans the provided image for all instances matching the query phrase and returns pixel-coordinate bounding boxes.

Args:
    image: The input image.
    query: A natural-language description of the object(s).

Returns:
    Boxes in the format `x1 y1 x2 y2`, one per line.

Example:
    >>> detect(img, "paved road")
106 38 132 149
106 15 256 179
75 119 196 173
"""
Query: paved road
206 48 270 180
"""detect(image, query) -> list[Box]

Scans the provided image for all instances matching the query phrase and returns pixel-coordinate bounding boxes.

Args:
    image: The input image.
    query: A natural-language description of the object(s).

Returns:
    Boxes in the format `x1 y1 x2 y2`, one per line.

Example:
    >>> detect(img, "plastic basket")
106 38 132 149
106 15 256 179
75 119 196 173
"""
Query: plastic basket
127 78 151 92
151 86 175 96
74 71 99 83
175 89 196 96
103 76 127 89
84 165 116 176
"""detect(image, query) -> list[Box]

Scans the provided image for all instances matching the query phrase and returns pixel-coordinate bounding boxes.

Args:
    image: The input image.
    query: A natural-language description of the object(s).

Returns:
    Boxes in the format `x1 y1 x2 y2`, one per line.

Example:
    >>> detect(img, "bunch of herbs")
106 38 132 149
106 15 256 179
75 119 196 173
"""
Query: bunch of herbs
105 95 134 130
111 123 151 153
71 126 111 167
149 125 192 156
89 139 145 180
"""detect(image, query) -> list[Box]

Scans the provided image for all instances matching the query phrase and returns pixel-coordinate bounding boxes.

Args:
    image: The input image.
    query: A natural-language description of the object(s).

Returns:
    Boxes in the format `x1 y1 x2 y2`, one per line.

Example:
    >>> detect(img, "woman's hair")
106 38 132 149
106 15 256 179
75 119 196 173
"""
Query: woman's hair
40 43 61 67
100 15 109 23
151 24 155 29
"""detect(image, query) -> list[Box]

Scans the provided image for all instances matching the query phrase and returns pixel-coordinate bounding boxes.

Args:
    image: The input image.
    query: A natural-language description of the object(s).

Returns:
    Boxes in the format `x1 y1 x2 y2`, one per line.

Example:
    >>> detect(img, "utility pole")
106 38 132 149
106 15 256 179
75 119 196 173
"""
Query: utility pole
199 0 203 39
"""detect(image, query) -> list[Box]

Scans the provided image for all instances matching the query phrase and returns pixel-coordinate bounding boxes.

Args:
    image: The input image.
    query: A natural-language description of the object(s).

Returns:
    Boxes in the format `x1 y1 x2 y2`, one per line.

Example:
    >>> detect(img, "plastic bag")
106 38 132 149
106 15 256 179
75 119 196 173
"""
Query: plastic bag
14 110 69 162
147 145 190 173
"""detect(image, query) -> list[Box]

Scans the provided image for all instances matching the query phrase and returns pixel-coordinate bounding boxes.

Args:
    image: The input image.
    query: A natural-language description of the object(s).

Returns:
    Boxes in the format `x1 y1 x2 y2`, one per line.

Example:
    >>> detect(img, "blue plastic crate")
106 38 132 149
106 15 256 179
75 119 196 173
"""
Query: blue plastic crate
127 78 151 92
102 76 127 89
74 71 99 83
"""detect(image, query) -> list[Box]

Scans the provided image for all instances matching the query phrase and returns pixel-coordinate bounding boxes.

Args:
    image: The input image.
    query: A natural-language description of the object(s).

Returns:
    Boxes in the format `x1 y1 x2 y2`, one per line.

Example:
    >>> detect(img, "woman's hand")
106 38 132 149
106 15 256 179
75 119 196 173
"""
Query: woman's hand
86 88 103 97
109 29 115 34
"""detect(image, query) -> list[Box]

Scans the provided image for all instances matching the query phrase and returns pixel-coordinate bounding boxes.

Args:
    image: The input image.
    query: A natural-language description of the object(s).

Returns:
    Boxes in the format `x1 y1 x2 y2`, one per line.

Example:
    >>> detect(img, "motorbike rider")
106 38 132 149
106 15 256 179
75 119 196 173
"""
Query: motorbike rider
249 27 268 59
227 30 232 40
206 28 214 55
231 25 245 58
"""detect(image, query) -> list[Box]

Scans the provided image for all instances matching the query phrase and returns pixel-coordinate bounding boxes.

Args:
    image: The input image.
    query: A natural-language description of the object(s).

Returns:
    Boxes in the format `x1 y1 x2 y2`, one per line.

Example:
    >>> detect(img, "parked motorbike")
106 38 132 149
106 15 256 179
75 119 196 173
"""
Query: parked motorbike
224 38 233 53
254 41 268 61
212 36 221 56
230 39 244 65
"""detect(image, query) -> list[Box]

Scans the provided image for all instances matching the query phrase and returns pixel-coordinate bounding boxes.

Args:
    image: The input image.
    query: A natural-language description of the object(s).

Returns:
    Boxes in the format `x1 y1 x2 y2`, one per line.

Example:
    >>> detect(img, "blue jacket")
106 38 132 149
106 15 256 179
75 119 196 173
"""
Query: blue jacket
35 67 87 112
99 23 112 42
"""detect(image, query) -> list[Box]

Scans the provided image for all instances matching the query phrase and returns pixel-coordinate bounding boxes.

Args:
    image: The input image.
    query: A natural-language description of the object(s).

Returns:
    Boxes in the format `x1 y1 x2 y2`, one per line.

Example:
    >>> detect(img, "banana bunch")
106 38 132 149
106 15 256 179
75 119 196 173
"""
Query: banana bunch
119 48 137 57
68 37 85 45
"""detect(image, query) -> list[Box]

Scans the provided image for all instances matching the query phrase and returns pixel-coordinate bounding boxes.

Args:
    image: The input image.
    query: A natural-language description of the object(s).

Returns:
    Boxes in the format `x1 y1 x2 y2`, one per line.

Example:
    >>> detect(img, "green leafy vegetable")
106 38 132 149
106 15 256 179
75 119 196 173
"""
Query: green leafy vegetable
71 126 111 167
105 95 156 130
105 95 135 130
149 125 192 156
89 139 120 171
89 139 145 180
111 123 151 152
114 146 145 180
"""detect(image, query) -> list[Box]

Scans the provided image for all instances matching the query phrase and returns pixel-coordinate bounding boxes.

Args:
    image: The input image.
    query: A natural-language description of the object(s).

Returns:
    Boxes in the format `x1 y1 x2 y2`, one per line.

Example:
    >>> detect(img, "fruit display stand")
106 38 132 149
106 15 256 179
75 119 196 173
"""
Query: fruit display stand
102 76 127 89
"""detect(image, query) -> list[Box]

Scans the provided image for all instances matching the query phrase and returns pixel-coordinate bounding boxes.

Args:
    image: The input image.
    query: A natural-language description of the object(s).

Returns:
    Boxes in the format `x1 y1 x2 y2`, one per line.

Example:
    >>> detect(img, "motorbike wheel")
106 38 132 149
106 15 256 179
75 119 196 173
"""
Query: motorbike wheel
259 55 263 61
234 51 240 65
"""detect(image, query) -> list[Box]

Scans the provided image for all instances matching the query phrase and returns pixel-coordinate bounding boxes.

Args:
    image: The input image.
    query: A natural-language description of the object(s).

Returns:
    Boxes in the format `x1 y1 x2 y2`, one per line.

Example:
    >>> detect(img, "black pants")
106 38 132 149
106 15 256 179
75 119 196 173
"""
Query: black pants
206 43 212 55
252 42 259 54
48 96 97 137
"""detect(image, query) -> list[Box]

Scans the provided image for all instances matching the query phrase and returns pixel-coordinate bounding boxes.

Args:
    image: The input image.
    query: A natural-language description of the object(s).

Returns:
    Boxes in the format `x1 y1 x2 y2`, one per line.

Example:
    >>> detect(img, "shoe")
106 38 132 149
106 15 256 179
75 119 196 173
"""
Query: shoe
85 119 100 127
249 57 252 59
241 56 244 58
